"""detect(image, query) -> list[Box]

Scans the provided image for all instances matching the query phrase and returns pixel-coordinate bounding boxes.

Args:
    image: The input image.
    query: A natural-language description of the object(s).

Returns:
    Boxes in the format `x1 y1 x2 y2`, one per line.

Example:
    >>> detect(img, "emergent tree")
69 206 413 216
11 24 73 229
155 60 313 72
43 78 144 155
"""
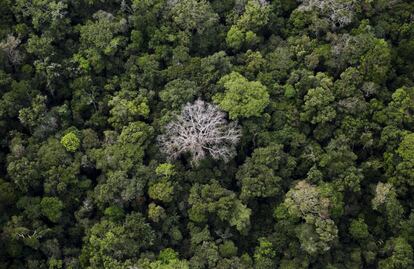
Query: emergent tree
158 99 241 165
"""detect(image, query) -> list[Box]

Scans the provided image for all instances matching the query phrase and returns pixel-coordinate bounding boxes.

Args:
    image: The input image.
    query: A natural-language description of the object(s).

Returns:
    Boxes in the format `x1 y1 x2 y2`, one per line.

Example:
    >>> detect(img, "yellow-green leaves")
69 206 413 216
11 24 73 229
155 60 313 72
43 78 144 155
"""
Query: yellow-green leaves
215 72 269 119
397 133 414 161
149 164 176 203
148 179 174 203
60 132 80 152
108 90 150 129
155 163 176 178
226 0 270 50
301 85 336 124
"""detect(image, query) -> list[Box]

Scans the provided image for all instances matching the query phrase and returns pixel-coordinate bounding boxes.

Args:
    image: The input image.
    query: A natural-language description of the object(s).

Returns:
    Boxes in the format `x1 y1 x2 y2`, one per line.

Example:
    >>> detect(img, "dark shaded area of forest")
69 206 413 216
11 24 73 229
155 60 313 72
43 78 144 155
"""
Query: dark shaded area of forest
1 0 414 268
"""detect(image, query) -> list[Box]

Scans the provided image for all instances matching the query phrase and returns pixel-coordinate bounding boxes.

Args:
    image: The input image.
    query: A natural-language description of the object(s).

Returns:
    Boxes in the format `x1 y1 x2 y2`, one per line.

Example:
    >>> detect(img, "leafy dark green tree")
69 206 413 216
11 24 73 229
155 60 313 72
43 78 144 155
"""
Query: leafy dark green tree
189 180 251 234
40 197 64 223
81 212 155 268
1 0 414 268
236 144 295 201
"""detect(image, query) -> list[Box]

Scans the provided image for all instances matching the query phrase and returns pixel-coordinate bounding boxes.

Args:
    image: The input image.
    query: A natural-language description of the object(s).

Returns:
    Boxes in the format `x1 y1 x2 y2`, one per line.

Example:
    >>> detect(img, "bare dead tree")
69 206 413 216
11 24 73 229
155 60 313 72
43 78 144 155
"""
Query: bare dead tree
158 99 241 166
0 34 23 65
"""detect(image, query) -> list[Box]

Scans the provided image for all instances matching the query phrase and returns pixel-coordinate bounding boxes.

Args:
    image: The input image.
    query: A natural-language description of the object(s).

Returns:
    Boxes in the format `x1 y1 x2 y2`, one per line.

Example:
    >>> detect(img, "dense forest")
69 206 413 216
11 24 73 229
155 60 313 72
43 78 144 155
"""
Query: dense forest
1 0 414 268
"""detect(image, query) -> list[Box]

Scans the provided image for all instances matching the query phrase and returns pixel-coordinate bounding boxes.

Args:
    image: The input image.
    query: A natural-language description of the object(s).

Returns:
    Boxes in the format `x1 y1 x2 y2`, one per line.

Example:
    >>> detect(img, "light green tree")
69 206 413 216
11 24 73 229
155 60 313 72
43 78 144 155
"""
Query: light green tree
214 72 269 119
60 132 80 152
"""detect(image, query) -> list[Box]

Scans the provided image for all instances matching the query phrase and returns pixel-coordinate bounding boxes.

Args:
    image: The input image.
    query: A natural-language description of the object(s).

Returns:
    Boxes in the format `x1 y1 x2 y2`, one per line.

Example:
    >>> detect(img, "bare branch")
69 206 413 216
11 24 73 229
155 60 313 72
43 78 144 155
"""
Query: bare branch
158 100 241 166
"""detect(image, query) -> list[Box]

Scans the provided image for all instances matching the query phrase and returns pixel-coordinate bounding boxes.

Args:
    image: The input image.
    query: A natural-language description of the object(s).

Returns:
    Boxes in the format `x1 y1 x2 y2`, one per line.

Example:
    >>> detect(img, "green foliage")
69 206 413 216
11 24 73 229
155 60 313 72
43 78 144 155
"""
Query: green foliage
94 168 147 208
379 237 414 269
104 205 125 222
372 182 404 228
282 180 339 255
18 94 47 130
226 26 245 50
188 180 251 233
219 240 238 258
359 39 391 84
1 1 414 268
254 238 276 269
236 144 295 201
137 248 187 269
301 77 336 124
148 179 174 203
77 10 127 71
170 0 218 34
26 34 54 58
82 213 154 268
0 178 15 209
60 132 80 153
159 79 198 109
214 71 269 119
226 0 271 50
148 203 166 223
108 90 150 129
40 197 63 223
155 163 176 178
397 133 414 161
349 218 369 240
